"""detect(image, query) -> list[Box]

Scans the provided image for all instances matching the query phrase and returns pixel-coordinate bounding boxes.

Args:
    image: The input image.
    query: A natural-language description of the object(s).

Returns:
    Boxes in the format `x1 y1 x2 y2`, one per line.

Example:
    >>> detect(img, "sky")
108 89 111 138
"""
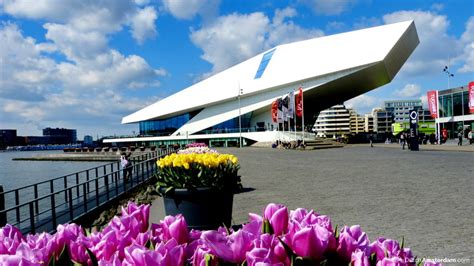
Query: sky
1 0 473 139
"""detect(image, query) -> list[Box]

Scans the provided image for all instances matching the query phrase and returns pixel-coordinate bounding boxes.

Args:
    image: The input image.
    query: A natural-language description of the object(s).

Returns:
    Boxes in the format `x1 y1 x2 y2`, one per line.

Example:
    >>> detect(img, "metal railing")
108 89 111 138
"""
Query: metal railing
0 147 175 234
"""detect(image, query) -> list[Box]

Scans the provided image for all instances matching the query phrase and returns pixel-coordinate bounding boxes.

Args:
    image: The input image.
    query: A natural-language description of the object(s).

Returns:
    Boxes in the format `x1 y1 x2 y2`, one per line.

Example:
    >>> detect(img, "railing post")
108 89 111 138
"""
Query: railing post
105 174 109 201
64 176 68 203
50 180 57 229
34 184 39 215
95 178 99 207
0 185 6 227
29 202 35 234
82 183 88 213
68 188 73 221
75 173 80 198
14 189 20 223
86 170 90 193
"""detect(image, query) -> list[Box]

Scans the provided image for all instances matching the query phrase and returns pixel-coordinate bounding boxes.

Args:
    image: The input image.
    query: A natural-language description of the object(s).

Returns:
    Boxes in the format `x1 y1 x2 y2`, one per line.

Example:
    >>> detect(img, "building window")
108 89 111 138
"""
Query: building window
254 49 276 79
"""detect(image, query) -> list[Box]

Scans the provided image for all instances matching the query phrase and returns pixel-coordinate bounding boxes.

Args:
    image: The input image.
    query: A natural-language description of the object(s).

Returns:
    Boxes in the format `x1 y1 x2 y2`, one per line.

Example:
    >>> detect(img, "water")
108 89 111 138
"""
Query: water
0 150 105 191
0 150 109 228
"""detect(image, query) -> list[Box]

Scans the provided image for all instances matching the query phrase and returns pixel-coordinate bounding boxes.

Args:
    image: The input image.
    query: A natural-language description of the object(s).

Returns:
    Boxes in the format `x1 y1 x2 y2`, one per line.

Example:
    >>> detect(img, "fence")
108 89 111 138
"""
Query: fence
0 147 174 234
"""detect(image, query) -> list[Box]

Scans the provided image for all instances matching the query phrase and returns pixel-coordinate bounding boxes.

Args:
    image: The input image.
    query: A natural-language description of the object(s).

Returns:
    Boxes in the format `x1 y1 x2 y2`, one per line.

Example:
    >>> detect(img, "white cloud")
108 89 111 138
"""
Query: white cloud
301 0 357 16
190 8 324 75
130 6 158 44
344 94 381 114
459 16 474 73
383 11 462 77
162 0 219 20
393 84 421 98
190 12 269 74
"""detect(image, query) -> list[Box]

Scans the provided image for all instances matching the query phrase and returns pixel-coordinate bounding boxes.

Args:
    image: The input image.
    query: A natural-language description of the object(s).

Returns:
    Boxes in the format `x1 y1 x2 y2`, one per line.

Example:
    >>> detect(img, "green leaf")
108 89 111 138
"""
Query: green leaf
263 219 274 234
56 245 72 265
369 252 377 266
400 236 405 249
86 247 99 266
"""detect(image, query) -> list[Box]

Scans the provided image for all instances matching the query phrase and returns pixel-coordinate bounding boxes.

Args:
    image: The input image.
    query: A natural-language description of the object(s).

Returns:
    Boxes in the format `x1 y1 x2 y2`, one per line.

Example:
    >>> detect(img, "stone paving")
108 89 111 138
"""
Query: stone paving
150 145 473 263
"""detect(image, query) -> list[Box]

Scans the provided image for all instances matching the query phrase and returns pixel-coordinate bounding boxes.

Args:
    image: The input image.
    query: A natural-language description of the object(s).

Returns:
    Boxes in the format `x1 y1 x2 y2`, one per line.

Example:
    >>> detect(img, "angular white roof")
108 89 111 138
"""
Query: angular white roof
122 20 419 136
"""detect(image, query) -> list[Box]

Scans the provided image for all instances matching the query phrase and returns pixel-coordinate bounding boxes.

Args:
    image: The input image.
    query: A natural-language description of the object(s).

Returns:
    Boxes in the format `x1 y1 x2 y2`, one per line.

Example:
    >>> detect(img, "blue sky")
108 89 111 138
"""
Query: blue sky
1 0 473 139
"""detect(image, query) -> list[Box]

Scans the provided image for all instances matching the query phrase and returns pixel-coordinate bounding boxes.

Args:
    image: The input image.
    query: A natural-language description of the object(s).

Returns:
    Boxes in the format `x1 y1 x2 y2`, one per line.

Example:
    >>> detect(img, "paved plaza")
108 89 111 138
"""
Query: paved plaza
151 145 473 262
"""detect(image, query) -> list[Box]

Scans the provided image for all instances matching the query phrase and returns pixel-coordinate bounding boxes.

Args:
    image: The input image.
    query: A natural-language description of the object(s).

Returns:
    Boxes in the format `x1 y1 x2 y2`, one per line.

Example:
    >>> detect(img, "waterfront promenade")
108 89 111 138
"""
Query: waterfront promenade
150 145 473 262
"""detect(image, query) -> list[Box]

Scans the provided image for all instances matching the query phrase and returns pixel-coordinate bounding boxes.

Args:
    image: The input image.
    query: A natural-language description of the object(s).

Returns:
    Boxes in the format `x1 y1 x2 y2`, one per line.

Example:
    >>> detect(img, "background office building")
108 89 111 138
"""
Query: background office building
437 85 473 138
349 109 365 134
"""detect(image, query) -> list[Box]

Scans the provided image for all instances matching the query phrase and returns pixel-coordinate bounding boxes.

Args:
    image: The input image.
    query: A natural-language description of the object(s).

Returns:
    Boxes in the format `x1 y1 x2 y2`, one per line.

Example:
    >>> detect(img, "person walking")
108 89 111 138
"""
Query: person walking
120 153 133 181
468 130 472 145
457 130 463 146
369 134 374 148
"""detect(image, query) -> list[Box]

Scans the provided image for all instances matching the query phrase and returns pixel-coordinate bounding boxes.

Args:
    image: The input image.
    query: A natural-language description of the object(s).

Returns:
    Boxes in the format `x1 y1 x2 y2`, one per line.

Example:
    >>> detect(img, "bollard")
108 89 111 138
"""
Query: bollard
0 185 6 226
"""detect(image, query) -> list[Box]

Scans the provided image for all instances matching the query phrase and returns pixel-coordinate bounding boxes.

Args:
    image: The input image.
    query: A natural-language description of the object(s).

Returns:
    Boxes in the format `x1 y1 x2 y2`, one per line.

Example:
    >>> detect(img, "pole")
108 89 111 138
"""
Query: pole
301 87 305 144
0 185 6 227
238 83 242 148
436 90 440 144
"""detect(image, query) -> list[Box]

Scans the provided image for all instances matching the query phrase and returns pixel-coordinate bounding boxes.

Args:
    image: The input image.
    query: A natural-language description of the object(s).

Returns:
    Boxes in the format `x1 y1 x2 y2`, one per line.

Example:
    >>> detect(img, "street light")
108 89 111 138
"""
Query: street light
442 65 454 141
238 86 243 148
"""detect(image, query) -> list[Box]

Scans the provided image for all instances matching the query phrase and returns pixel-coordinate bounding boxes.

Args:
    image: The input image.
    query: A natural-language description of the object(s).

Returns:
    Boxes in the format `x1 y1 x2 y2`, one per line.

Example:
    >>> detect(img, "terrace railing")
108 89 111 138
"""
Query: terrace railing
0 147 175 234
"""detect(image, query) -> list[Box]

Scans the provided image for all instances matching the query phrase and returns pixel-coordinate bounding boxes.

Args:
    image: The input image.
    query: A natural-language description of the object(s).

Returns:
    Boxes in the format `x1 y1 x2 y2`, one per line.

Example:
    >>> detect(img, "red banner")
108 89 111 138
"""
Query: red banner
469 81 474 114
296 87 303 117
426 90 438 119
271 100 278 123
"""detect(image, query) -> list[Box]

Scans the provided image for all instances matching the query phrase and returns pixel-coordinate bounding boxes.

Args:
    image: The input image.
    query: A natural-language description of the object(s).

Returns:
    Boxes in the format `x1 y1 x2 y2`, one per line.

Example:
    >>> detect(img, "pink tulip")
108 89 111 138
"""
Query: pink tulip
201 228 255 263
288 224 333 261
152 215 189 245
351 249 370 266
246 234 288 265
192 246 217 266
263 203 289 236
370 238 413 263
337 225 370 261
376 256 405 266
0 224 23 255
0 254 36 266
121 202 150 232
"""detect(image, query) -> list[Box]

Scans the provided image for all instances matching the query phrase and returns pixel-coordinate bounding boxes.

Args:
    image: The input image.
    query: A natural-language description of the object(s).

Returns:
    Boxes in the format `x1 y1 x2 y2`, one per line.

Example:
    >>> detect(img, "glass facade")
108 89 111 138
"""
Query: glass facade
197 112 253 134
438 88 473 139
439 90 470 118
139 110 201 136
254 49 276 79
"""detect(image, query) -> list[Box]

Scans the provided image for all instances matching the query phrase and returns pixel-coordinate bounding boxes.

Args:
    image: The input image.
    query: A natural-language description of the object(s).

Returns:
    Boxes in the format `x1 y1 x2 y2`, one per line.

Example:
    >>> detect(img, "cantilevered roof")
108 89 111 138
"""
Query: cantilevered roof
122 20 419 135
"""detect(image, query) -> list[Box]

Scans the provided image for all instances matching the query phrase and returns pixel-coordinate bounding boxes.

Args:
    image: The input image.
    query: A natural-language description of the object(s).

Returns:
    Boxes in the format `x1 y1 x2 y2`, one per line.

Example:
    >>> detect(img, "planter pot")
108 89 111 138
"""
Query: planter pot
159 187 233 230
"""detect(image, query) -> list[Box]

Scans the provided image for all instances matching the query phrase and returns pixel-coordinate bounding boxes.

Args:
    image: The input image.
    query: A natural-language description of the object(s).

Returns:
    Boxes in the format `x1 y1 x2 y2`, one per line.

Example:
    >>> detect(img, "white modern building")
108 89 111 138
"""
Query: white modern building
313 105 351 138
105 20 419 146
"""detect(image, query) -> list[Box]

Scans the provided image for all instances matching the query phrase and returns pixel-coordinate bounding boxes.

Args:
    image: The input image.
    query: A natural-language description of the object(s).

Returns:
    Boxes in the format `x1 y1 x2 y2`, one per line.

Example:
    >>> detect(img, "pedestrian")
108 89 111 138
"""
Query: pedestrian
468 130 472 145
120 153 133 181
369 134 374 148
457 130 463 146
400 132 406 150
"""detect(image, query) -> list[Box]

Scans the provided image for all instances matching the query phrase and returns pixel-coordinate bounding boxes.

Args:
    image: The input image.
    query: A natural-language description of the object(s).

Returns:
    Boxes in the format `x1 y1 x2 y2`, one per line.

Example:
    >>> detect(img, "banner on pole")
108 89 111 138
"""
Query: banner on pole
296 88 303 117
271 100 278 123
282 96 289 122
277 98 283 123
288 91 295 118
469 81 474 114
427 90 438 118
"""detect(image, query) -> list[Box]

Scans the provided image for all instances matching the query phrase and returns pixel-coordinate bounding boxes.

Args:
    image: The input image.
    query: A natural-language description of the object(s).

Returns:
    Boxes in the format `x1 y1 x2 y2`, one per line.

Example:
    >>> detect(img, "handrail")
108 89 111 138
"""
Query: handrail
0 147 175 234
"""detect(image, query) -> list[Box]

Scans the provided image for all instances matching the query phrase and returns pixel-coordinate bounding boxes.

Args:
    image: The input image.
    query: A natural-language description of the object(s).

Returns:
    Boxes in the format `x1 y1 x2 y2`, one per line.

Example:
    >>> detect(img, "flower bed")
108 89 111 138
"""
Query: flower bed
0 202 441 265
156 151 240 193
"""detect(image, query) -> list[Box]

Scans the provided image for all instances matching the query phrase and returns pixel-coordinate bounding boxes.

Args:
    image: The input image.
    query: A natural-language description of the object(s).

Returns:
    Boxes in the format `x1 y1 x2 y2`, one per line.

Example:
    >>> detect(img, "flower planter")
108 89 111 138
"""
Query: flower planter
160 187 233 230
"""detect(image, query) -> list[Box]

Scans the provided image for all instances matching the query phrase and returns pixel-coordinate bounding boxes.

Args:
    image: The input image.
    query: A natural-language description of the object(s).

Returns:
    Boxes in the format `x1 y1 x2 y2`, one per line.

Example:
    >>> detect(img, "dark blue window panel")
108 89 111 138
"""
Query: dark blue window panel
254 49 275 79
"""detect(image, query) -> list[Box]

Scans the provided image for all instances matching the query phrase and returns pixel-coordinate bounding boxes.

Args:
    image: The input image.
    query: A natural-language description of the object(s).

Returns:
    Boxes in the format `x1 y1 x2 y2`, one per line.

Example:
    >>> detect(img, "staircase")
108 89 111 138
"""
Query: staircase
304 138 344 150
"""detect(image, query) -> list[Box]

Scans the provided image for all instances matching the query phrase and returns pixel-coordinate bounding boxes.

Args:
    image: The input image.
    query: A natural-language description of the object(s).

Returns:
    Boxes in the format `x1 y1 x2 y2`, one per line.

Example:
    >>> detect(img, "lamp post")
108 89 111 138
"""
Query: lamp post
443 65 454 139
238 85 243 148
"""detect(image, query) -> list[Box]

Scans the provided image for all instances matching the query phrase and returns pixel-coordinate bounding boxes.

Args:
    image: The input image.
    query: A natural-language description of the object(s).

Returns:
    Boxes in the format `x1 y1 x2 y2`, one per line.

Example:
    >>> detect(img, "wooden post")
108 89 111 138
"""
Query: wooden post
0 185 6 226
